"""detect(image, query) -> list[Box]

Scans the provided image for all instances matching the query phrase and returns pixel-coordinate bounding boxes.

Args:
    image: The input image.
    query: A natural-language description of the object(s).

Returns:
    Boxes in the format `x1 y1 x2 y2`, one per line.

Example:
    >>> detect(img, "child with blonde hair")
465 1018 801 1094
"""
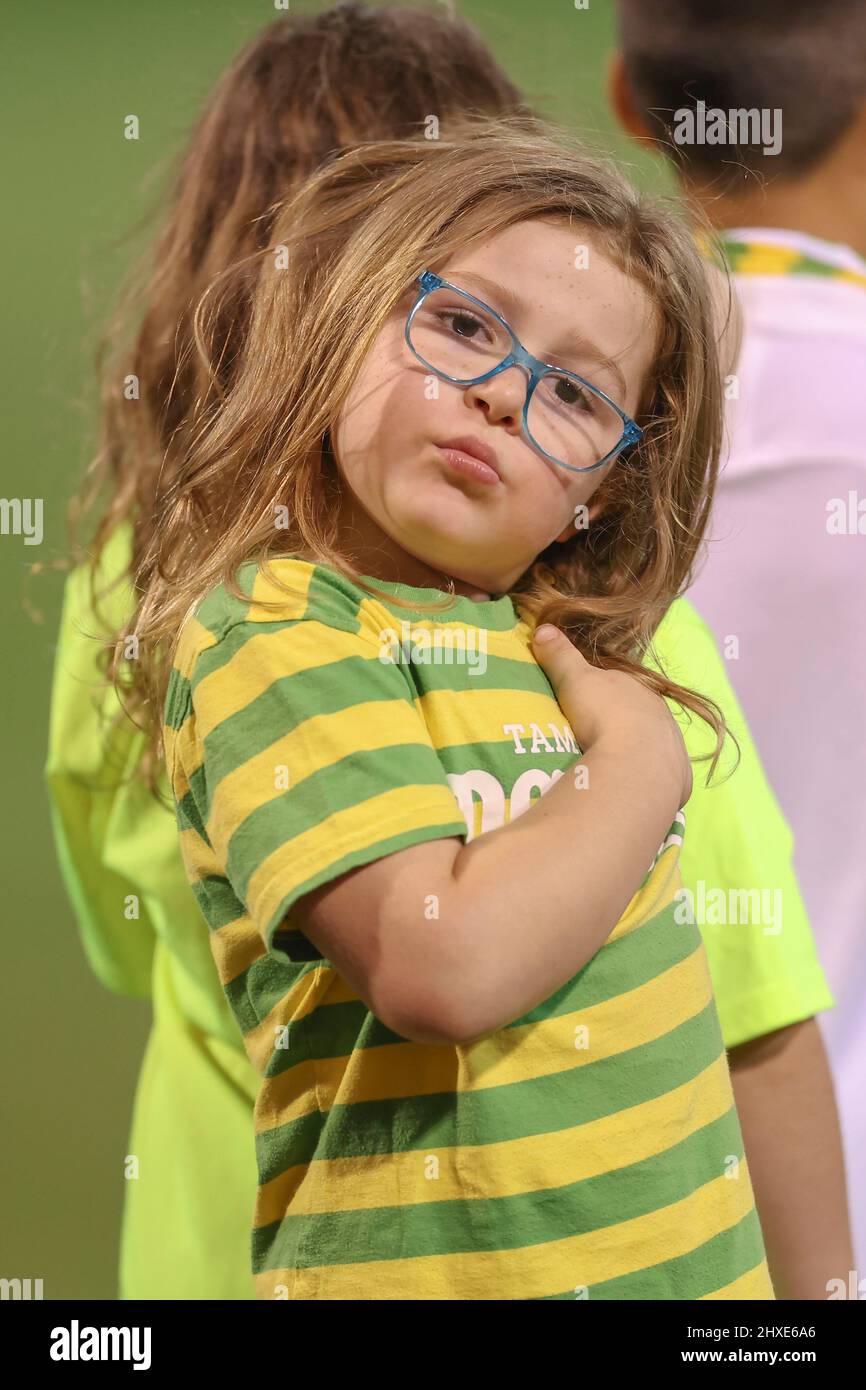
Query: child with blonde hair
46 3 534 1299
132 115 775 1299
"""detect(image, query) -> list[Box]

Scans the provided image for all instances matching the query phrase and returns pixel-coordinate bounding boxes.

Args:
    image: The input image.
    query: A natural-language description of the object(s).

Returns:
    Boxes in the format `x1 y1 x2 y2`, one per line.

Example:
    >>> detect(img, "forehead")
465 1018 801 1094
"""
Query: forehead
436 219 660 405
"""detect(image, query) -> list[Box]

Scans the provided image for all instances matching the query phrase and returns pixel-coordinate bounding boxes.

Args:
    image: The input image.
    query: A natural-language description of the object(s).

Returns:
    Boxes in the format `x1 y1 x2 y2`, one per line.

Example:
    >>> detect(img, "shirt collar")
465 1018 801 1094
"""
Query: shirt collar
722 226 866 278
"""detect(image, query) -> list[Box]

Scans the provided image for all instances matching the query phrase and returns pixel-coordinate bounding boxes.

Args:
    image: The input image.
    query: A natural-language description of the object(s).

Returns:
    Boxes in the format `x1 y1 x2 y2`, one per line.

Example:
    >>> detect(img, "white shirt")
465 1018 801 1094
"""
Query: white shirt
688 227 866 1272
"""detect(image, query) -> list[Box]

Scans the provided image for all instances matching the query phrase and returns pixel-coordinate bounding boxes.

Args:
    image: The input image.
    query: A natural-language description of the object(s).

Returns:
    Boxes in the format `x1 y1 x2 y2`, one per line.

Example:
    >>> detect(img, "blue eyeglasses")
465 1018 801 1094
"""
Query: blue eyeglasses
404 270 642 475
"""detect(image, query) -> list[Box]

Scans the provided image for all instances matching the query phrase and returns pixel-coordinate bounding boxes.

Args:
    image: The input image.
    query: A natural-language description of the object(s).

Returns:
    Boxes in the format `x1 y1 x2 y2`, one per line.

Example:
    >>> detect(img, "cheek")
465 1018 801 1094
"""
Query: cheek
510 470 580 546
537 461 604 515
571 452 616 504
342 335 415 438
549 467 612 534
333 369 383 465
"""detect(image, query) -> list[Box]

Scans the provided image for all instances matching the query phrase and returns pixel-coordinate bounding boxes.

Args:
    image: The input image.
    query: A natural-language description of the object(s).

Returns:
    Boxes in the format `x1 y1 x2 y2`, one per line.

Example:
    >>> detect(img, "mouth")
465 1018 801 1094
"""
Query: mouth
436 435 502 486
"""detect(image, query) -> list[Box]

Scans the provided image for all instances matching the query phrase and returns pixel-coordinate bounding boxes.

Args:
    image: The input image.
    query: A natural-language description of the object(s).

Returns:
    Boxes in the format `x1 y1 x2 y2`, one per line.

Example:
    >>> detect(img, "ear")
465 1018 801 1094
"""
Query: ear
607 51 656 146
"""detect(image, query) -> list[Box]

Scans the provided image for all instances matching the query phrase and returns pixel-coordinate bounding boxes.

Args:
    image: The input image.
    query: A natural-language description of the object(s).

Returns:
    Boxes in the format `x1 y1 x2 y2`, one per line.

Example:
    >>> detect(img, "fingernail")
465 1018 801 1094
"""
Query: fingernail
533 624 558 643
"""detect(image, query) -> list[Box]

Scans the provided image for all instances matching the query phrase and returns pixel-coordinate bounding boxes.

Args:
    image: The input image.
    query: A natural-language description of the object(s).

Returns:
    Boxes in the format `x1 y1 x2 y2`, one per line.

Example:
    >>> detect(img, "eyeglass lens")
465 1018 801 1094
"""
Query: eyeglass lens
408 286 625 471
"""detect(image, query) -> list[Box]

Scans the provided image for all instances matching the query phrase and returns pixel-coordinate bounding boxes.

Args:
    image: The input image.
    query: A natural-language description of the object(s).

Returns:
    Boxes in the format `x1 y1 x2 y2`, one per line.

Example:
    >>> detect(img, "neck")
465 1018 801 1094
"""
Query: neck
325 466 494 601
683 108 866 262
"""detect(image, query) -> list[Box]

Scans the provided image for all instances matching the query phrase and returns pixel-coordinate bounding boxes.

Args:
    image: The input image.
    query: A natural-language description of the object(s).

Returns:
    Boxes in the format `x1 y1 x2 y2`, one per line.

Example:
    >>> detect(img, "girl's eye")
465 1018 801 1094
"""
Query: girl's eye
551 375 595 414
438 309 489 342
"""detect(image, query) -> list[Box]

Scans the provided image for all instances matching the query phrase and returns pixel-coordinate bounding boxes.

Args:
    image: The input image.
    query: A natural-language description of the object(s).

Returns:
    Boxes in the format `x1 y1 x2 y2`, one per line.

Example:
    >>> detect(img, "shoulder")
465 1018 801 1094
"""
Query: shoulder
188 555 392 648
733 282 866 464
61 519 136 635
174 558 364 667
165 556 401 732
645 596 720 689
645 597 742 773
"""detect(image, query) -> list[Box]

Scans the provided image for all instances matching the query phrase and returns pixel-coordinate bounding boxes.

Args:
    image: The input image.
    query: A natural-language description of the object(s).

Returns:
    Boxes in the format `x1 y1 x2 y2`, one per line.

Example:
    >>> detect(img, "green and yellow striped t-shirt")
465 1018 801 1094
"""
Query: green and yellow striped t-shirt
164 556 774 1301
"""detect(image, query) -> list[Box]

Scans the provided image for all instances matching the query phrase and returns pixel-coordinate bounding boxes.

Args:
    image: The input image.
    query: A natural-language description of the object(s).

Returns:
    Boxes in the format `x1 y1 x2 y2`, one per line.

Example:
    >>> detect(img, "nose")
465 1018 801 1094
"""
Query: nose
463 363 528 432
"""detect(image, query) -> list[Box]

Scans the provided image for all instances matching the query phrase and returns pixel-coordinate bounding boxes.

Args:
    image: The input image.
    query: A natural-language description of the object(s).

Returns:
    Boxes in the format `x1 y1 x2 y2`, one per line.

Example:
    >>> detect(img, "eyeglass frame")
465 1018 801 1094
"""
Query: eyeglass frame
404 269 643 475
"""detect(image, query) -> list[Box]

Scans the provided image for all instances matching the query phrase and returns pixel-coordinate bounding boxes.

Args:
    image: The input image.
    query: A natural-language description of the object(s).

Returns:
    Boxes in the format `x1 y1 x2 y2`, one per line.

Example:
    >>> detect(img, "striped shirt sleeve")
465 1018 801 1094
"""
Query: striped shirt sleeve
181 614 469 955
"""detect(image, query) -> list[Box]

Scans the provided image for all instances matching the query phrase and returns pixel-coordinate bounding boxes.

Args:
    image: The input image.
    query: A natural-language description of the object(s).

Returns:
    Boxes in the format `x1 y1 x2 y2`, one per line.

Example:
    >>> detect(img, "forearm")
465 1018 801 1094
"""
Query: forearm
729 1017 855 1300
440 738 682 1041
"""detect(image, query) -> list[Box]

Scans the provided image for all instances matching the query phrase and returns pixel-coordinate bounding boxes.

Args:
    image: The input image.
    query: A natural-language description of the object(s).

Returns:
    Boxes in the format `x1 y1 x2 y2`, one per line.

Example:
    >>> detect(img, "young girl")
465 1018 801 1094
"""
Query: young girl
49 7 833 1303
46 4 533 1301
133 115 776 1299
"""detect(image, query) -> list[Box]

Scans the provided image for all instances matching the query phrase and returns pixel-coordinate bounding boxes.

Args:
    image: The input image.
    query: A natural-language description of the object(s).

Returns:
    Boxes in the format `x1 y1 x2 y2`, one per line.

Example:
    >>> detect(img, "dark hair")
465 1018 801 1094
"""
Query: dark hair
616 0 866 182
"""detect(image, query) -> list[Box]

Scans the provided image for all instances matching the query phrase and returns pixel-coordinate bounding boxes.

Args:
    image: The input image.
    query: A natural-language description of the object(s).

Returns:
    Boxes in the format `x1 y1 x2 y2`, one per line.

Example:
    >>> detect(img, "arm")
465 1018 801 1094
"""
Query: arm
298 735 682 1044
297 629 690 1045
729 1017 855 1300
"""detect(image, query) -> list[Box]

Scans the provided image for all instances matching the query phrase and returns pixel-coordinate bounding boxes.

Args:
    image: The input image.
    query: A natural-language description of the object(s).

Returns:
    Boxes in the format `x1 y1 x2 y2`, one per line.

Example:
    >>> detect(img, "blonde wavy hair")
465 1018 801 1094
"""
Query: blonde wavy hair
129 114 732 780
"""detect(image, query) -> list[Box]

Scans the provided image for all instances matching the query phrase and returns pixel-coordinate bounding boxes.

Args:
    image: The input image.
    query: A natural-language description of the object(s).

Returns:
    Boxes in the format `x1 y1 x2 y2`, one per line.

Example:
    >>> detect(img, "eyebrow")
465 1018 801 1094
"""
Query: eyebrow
447 270 628 400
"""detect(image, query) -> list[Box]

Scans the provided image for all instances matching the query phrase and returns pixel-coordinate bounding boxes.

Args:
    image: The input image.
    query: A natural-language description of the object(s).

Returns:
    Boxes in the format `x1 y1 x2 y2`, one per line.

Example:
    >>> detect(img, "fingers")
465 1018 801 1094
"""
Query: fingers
531 623 588 674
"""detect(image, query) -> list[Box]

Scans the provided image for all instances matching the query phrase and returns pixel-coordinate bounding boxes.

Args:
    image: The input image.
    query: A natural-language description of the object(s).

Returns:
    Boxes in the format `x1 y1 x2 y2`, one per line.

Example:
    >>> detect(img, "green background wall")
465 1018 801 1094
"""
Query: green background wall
1 0 666 1297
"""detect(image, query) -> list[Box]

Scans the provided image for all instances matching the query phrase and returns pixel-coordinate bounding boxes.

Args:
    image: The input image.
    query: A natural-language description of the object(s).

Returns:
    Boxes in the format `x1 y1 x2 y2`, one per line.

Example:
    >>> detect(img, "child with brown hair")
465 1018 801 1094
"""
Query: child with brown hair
136 115 774 1299
46 1 532 1301
48 4 834 1301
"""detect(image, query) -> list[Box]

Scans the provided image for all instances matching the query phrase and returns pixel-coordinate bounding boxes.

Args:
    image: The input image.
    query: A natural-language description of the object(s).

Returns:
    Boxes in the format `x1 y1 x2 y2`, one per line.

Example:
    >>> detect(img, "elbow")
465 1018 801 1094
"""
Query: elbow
377 985 468 1048
373 964 481 1048
368 877 494 1046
